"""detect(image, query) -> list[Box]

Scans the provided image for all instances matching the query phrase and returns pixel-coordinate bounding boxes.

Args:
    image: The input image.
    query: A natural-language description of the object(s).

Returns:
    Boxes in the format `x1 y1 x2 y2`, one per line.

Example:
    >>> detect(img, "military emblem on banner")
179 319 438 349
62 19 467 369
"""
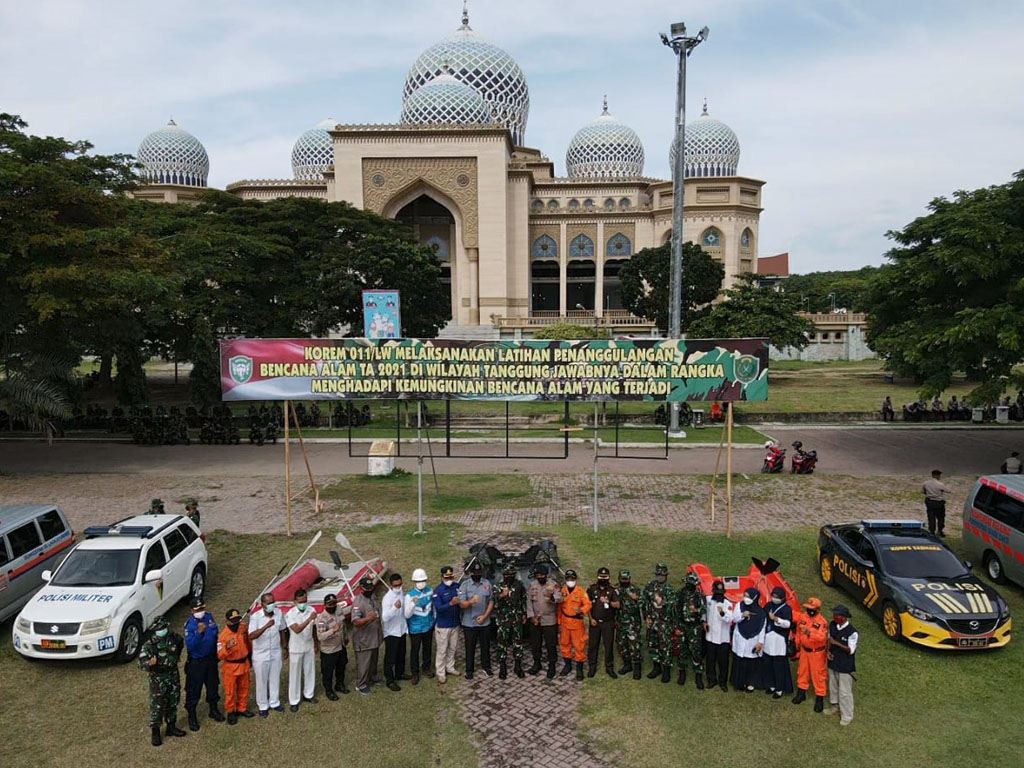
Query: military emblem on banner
735 354 759 384
229 355 253 384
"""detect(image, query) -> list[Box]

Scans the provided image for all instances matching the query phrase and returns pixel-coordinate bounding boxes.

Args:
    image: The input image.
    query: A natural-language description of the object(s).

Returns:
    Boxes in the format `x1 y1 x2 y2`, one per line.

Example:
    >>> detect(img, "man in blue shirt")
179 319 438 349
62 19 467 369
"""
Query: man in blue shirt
432 565 461 684
458 562 494 679
183 596 225 730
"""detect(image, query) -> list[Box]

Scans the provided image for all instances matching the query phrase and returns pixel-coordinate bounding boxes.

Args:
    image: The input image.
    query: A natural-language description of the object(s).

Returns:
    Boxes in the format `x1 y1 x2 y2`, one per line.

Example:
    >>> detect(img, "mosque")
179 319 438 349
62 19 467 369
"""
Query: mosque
130 7 765 337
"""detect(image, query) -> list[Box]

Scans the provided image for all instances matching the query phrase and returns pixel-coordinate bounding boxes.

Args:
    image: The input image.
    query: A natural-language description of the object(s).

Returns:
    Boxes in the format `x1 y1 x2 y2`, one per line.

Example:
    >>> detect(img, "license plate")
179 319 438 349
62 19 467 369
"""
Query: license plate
41 639 66 649
957 637 989 648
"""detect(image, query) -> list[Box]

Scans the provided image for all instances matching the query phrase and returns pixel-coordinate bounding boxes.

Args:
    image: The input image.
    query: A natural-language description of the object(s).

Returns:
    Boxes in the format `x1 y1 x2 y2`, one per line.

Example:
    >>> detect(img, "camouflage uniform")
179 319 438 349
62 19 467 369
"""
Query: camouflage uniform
616 569 644 674
674 572 706 686
493 563 527 678
642 563 676 679
138 616 186 745
184 498 200 528
149 498 165 515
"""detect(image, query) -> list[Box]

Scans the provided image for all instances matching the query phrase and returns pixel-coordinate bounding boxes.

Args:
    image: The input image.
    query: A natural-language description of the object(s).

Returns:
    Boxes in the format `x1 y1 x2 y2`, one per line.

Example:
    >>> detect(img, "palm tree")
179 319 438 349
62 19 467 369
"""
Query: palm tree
0 337 76 436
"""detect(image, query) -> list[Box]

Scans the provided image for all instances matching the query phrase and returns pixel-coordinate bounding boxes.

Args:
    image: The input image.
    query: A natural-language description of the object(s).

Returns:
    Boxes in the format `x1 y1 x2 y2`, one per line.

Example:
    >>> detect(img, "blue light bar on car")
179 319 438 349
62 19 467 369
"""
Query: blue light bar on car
861 520 925 529
83 525 154 538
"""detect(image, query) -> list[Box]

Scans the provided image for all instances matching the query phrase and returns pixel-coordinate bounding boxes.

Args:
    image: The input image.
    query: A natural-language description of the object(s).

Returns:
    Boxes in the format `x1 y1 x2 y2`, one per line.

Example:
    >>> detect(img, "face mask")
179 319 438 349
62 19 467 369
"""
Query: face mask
566 581 577 589
156 628 169 638
806 609 818 616
712 593 724 602
504 575 516 583
192 611 205 620
598 578 609 585
325 605 337 614
619 581 630 589
742 596 754 606
471 573 482 582
297 603 308 612
228 621 241 631
536 576 547 584
263 604 275 615
443 579 454 587
771 597 783 605
362 588 374 597
415 581 427 590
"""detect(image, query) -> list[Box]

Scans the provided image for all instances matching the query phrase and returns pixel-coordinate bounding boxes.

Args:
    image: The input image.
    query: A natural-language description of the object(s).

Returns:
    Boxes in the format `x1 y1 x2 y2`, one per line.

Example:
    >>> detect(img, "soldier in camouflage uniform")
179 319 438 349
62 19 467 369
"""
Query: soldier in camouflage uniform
494 562 527 679
674 571 707 688
138 615 187 747
184 498 200 528
642 563 676 683
616 569 644 679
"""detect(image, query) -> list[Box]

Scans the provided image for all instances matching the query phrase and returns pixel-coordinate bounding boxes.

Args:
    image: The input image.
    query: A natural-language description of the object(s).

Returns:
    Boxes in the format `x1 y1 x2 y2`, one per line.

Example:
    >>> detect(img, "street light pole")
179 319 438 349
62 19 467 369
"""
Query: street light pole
662 22 709 436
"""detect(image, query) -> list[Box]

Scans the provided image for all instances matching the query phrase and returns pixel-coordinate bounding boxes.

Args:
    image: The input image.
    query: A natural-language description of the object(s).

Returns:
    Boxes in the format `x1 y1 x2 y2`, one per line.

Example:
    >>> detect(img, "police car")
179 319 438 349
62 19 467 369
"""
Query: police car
818 519 1011 650
12 515 207 663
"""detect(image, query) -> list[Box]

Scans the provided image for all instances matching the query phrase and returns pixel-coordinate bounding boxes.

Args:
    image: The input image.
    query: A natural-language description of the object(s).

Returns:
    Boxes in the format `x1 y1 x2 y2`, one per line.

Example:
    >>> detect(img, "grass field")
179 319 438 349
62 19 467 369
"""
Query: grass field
3 521 1022 767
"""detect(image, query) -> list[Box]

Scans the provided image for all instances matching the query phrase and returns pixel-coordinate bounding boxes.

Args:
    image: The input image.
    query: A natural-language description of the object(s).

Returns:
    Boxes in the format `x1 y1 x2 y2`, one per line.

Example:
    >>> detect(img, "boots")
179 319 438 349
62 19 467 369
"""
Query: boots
575 662 584 681
547 658 557 679
792 689 807 705
618 661 633 676
208 704 225 722
560 658 573 677
514 660 525 679
661 665 672 683
498 660 507 680
529 658 542 676
606 666 618 679
165 718 186 738
587 665 597 678
151 725 162 747
677 667 687 686
695 674 704 690
814 695 825 713
647 663 662 680
187 709 199 732
632 662 642 680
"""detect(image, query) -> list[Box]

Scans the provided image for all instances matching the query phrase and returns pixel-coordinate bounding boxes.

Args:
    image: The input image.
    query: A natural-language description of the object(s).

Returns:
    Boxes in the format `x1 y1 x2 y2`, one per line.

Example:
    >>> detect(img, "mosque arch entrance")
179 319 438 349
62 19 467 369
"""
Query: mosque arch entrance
394 194 456 321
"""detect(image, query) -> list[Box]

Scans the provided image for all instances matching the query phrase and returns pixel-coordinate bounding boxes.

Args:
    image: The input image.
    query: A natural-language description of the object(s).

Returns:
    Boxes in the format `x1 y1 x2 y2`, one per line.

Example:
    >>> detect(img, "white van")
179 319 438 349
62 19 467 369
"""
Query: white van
962 475 1024 588
1 505 75 622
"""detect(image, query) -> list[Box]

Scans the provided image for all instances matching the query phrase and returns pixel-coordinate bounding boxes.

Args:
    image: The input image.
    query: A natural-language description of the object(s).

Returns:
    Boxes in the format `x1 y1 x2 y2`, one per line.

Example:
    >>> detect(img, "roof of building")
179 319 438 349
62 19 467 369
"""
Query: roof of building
757 252 789 276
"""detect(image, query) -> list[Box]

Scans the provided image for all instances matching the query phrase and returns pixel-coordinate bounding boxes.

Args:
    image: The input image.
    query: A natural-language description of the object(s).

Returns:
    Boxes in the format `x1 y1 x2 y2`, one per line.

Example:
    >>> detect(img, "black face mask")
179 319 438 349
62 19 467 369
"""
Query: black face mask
504 575 516 583
362 588 374 597
806 609 818 617
471 573 482 582
536 576 547 584
712 593 725 602
228 621 240 631
598 578 609 585
325 605 337 614
619 581 630 589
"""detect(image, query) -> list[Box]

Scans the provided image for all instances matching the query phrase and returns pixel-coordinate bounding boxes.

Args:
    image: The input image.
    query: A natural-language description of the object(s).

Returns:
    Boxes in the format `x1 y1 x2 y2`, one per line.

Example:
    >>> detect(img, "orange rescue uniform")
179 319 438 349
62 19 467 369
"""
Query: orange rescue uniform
217 624 252 713
794 611 828 696
558 585 592 662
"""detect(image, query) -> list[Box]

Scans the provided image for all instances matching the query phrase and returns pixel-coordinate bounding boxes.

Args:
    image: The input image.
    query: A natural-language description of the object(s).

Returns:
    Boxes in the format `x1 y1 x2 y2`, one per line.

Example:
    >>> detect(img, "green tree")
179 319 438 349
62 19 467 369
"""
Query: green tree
619 242 724 331
689 274 815 349
188 315 221 408
782 266 879 313
532 322 610 340
865 172 1024 401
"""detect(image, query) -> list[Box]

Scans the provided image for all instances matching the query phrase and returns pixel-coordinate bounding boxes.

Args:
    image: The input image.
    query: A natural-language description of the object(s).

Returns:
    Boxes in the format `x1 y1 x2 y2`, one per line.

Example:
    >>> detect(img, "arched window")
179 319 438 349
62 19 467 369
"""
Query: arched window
547 199 560 211
740 228 753 250
603 259 628 310
532 199 543 212
568 198 580 210
569 234 595 259
606 233 632 257
425 234 449 262
604 198 616 210
532 235 558 260
531 259 560 312
701 227 723 248
567 259 596 310
583 198 595 210
619 197 631 209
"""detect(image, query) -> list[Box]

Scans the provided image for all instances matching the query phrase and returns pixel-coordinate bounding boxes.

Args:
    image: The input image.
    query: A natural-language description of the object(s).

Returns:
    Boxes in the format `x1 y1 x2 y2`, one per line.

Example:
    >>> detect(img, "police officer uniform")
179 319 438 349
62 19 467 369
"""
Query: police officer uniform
183 596 225 730
526 563 563 678
586 567 619 678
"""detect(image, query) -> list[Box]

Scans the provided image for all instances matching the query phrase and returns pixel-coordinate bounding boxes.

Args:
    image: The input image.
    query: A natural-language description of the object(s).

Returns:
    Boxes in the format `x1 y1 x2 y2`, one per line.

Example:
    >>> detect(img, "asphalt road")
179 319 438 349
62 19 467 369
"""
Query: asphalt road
0 427 1020 478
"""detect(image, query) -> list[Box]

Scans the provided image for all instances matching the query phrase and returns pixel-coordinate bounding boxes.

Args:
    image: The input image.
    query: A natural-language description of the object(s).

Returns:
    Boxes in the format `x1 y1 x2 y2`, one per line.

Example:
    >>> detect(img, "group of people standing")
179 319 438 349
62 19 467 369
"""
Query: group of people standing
140 559 860 747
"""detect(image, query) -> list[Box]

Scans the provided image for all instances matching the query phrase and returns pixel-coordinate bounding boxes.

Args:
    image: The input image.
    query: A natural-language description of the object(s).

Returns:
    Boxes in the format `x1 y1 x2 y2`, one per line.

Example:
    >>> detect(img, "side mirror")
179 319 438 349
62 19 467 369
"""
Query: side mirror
145 569 163 583
964 560 973 571
41 570 52 582
862 560 875 569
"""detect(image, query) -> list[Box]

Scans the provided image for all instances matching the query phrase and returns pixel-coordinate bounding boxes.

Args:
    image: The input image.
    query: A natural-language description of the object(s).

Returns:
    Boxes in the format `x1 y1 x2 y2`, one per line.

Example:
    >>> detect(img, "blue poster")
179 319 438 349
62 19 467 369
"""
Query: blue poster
362 290 401 339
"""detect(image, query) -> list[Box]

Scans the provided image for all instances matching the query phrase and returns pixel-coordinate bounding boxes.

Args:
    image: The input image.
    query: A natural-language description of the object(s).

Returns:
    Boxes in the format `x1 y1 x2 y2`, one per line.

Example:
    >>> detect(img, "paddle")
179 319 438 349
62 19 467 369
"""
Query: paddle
334 531 389 588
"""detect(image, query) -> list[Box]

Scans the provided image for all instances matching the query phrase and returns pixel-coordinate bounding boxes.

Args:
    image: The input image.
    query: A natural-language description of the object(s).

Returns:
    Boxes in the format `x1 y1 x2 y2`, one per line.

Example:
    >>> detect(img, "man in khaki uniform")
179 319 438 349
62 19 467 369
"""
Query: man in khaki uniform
922 469 952 537
350 577 383 695
315 593 348 699
526 564 562 679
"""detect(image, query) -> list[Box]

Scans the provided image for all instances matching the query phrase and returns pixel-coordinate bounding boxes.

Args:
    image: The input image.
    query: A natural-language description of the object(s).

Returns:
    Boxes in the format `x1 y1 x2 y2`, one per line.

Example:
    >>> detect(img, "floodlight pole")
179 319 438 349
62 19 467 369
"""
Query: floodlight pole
663 22 708 436
415 401 425 535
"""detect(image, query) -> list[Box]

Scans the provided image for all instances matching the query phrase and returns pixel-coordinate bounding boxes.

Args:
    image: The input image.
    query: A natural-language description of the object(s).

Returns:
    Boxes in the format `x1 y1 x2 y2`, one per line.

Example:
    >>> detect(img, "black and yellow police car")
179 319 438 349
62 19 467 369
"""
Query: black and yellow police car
818 519 1011 650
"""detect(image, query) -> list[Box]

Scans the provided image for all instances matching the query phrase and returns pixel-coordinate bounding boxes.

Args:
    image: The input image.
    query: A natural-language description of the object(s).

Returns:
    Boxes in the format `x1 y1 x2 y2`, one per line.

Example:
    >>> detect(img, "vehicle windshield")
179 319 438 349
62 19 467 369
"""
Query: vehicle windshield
877 542 968 579
51 549 140 587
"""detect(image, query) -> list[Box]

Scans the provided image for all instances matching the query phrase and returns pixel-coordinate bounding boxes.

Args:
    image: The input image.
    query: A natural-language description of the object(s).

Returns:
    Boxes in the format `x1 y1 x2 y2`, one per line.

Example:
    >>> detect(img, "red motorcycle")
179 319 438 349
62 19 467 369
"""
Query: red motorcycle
761 442 786 473
790 441 818 474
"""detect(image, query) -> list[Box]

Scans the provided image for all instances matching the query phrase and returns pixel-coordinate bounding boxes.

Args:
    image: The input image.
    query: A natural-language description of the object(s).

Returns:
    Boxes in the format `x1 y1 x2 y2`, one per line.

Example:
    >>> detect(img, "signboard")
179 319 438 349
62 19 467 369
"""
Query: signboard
362 290 401 339
221 338 767 402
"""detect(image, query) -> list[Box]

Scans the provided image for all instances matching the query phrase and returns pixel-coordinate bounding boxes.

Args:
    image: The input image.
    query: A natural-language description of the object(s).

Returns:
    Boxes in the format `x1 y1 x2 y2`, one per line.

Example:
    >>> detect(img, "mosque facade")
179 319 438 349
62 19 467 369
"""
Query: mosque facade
132 8 765 336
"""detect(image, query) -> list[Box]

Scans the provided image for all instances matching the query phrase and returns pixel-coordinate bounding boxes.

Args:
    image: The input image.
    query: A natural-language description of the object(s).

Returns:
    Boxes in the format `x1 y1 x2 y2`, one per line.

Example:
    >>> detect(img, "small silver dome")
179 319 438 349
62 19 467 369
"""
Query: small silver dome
565 98 645 178
137 119 209 187
291 119 336 179
669 102 740 178
401 75 493 126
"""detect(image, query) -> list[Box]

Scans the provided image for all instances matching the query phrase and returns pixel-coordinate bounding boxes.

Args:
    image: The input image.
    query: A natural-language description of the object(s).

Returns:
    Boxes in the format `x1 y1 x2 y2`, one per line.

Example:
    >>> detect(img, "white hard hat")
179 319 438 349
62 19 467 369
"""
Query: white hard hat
764 440 775 449
412 568 428 582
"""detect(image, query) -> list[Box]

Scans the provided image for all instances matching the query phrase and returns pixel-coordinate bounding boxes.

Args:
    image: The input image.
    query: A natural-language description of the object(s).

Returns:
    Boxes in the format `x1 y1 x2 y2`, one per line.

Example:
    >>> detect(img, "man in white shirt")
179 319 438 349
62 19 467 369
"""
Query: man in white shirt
285 588 318 711
703 580 732 692
248 592 288 717
381 572 408 692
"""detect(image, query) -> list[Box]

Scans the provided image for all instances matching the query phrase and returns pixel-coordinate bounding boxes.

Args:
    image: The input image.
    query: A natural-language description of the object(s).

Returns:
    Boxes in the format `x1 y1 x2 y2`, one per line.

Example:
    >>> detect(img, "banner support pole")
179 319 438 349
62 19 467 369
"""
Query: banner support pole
284 399 292 537
708 413 726 524
593 402 600 533
726 402 733 538
415 401 425 535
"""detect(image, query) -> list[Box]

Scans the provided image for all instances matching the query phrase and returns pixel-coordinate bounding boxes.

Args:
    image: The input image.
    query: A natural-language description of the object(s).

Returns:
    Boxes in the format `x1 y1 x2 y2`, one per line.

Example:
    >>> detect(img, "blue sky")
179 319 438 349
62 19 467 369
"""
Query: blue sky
2 0 1023 273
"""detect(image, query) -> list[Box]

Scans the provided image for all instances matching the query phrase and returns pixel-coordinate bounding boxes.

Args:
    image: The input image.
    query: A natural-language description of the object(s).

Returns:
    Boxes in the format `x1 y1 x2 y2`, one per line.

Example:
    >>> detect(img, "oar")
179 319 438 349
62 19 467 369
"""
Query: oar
288 530 323 575
335 531 389 588
244 561 289 619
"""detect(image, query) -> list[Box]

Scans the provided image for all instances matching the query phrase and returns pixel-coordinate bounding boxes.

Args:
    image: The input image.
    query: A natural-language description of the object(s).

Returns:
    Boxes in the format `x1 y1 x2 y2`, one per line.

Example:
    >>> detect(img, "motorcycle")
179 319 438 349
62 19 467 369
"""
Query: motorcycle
761 445 786 474
791 450 818 474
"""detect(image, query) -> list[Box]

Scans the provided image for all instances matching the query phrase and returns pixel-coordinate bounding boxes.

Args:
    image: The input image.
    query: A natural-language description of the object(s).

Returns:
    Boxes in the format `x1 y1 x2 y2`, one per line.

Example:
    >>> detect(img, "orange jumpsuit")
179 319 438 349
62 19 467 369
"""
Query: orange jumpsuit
217 624 252 713
794 611 828 696
559 585 592 662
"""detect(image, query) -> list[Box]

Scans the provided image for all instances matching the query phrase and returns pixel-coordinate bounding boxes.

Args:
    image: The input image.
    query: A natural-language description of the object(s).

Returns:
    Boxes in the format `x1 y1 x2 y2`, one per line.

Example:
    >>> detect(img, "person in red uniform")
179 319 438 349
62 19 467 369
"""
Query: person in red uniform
217 609 253 724
792 596 828 712
558 569 592 681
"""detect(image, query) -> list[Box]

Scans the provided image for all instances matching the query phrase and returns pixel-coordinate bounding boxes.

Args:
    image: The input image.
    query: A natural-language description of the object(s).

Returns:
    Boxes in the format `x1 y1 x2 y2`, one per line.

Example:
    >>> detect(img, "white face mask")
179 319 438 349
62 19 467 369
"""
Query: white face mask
742 597 754 606
415 581 427 590
771 597 783 605
566 581 576 589
443 579 454 587
192 611 205 619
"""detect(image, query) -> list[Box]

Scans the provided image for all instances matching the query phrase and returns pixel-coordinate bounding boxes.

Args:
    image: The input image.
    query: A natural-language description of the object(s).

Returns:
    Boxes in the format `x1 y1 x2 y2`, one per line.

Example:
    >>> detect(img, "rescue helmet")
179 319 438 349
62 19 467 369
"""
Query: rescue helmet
151 616 169 631
792 440 803 449
564 569 578 580
654 563 669 575
684 571 701 587
412 568 428 582
802 596 822 610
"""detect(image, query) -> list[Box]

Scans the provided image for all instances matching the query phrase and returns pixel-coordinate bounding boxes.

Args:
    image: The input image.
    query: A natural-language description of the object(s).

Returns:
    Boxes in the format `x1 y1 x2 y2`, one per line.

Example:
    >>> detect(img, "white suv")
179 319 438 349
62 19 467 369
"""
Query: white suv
12 514 207 663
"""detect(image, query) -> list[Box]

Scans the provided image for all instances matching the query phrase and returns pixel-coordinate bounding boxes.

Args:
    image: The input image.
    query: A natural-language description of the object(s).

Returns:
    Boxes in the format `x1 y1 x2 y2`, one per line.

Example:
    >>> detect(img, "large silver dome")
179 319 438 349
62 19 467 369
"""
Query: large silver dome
565 99 645 178
402 7 529 144
137 119 209 187
401 74 493 126
669 102 740 178
291 119 336 179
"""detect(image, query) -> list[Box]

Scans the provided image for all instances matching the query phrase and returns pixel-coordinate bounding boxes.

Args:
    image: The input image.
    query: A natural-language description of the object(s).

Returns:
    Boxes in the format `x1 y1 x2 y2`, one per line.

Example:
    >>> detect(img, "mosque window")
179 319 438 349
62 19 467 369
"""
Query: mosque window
607 233 632 257
547 199 559 211
604 198 616 209
619 198 631 209
741 228 752 249
568 199 580 210
532 235 558 260
583 199 595 210
701 227 723 248
569 234 595 259
532 199 543 212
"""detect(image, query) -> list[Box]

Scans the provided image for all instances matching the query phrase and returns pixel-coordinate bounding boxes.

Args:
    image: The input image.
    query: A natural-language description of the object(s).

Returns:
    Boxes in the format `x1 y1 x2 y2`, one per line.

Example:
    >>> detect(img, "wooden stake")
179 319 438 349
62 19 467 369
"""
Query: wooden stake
708 415 727 524
284 399 292 537
726 402 733 538
290 404 321 516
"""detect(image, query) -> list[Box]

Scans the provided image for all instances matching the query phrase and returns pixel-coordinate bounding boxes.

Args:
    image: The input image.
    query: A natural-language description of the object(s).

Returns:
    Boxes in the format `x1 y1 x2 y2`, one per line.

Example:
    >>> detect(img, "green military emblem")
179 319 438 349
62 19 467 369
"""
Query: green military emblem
229 355 253 384
735 354 759 385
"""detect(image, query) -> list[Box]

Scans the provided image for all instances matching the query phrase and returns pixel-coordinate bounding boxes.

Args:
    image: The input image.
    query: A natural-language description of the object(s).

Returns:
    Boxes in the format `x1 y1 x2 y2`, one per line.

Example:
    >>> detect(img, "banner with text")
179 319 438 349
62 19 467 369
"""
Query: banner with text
220 338 769 402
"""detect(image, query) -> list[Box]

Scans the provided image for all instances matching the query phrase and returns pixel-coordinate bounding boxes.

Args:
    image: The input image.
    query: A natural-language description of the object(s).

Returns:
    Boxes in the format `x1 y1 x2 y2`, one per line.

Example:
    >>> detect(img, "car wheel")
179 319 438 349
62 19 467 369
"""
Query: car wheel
819 555 834 586
188 565 206 602
984 552 1007 584
881 601 903 642
115 615 143 663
